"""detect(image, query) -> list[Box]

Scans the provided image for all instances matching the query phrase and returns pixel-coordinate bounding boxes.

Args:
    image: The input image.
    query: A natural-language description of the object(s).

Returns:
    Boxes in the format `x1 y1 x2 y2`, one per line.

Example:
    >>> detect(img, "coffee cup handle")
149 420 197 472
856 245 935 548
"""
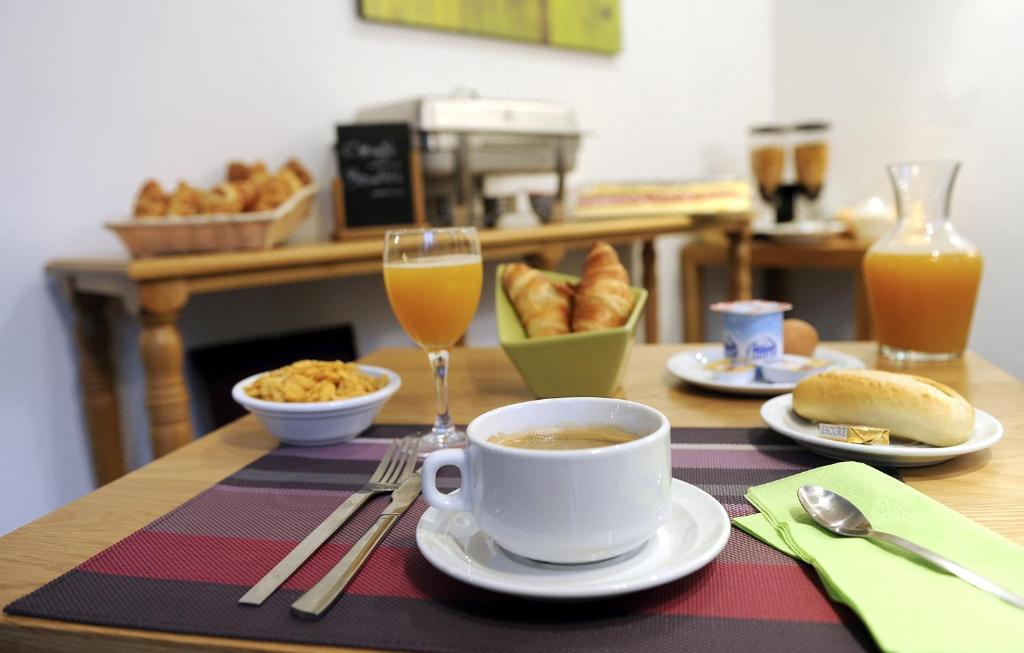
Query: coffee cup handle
421 448 472 513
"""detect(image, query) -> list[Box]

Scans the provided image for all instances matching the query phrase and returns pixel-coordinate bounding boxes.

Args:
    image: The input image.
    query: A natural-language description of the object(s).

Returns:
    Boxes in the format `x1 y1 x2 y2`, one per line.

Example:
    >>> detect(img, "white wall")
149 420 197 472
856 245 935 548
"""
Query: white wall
773 0 1024 377
0 0 774 533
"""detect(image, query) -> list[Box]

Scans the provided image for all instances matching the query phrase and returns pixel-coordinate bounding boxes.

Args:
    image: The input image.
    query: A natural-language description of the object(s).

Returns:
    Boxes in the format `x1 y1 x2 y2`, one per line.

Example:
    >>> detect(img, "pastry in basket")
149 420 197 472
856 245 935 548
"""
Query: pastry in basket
133 179 168 218
226 160 268 182
166 181 203 216
502 263 574 337
129 157 314 220
228 179 261 211
199 183 245 214
276 167 305 194
284 158 314 186
572 241 635 332
252 174 293 211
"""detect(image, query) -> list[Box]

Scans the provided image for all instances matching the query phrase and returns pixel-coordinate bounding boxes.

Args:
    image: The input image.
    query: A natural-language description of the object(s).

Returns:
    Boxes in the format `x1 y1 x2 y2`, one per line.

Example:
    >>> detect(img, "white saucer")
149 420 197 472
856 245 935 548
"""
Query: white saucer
666 346 865 396
754 221 847 244
760 393 1004 467
415 479 730 600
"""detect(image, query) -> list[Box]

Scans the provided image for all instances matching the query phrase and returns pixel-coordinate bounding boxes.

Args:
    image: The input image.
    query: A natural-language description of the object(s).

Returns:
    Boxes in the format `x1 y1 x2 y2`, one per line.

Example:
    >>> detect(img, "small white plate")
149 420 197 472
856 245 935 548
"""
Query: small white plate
415 479 730 600
760 393 1004 467
666 346 865 396
754 221 847 244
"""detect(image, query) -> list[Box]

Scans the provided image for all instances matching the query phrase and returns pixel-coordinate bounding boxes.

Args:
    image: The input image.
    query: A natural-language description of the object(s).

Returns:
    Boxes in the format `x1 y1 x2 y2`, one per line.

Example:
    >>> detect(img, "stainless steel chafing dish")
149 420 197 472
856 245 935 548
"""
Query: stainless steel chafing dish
356 93 582 227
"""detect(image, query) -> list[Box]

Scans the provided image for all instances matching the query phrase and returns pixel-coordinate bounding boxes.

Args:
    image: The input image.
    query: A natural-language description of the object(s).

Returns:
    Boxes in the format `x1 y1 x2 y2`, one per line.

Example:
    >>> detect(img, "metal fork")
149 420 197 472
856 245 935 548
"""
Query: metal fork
238 435 420 606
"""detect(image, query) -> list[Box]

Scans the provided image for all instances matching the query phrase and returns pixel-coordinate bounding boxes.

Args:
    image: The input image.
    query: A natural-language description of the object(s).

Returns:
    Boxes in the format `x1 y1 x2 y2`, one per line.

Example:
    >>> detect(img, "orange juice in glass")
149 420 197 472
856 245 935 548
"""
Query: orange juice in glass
383 228 482 451
384 256 482 350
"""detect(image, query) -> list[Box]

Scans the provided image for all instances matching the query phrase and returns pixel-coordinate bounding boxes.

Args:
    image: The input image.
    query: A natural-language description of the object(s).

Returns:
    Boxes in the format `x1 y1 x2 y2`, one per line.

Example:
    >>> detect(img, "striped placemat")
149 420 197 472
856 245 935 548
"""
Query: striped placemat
6 425 878 652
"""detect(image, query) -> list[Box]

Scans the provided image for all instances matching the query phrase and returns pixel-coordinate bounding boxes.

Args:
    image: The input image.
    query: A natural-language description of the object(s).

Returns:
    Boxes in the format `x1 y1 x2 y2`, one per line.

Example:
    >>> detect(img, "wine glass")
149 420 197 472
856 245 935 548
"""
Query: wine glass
383 227 483 452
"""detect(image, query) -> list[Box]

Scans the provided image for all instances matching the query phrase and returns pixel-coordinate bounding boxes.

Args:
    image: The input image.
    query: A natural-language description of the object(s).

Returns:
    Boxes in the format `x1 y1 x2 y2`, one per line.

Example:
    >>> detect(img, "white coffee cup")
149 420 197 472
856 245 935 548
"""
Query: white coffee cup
421 397 672 564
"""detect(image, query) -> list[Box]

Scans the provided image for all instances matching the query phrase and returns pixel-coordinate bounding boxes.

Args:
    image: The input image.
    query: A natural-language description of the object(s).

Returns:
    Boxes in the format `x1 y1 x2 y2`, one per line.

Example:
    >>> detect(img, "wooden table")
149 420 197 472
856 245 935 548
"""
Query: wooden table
1 343 1021 652
47 215 752 484
682 236 873 342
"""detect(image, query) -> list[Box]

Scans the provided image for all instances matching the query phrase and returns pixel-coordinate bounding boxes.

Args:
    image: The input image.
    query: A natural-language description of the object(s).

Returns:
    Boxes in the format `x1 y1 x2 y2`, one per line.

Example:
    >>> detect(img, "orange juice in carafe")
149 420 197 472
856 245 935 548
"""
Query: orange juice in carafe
864 161 982 362
864 160 983 360
863 250 982 354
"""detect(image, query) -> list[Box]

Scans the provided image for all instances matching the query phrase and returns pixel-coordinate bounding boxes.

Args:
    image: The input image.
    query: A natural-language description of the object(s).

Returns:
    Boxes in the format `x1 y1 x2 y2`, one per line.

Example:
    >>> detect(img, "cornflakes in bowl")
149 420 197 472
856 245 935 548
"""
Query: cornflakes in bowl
232 361 400 446
244 360 388 403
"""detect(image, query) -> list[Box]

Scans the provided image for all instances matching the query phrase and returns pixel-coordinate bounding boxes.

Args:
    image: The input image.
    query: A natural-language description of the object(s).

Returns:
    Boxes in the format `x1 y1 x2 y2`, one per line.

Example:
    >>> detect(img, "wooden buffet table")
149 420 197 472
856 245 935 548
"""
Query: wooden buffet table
682 236 874 342
47 215 752 484
0 343 1021 652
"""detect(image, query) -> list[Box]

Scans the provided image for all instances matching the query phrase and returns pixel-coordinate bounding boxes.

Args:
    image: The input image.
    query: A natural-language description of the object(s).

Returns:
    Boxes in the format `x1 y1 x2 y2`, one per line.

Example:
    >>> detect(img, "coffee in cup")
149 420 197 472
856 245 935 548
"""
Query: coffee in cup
489 426 637 450
421 397 671 564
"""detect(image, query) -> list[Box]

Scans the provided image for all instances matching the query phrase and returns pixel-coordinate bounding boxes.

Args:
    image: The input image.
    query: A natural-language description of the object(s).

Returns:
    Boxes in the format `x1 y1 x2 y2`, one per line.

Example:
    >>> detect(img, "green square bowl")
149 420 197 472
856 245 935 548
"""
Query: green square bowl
496 265 648 398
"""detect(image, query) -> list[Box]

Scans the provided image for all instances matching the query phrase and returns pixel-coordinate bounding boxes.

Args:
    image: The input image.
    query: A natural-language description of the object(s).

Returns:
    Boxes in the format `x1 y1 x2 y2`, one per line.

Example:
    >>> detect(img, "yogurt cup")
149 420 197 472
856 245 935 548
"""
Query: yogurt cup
710 300 791 363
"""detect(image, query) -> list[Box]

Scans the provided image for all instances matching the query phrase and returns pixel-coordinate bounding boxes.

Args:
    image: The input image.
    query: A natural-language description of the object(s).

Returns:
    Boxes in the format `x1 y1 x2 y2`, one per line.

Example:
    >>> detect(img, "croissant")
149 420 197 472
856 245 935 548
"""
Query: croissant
227 179 260 210
166 181 203 216
572 241 634 332
134 179 168 218
284 158 314 186
226 160 268 182
199 183 245 214
502 263 573 337
251 175 291 211
276 167 305 194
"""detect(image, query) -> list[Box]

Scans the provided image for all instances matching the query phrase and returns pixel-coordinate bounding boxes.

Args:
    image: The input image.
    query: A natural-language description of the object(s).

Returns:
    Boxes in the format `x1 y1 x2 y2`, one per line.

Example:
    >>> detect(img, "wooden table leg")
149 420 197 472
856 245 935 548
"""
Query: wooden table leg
642 240 659 343
726 225 753 300
139 280 193 457
71 293 125 485
681 245 705 343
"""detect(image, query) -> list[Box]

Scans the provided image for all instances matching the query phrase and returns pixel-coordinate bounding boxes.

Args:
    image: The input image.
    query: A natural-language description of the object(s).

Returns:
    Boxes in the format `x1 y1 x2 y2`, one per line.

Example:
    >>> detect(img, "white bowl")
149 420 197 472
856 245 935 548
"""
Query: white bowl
231 365 401 446
848 214 895 242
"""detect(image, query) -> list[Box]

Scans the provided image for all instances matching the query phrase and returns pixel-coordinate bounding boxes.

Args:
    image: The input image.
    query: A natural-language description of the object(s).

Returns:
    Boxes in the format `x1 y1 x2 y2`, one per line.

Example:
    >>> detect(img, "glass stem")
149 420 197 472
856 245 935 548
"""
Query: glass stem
427 349 455 439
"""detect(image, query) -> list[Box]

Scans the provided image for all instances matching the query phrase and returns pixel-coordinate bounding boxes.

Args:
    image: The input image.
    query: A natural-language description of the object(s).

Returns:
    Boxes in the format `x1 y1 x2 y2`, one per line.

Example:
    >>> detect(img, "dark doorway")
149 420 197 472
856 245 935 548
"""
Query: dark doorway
189 325 357 428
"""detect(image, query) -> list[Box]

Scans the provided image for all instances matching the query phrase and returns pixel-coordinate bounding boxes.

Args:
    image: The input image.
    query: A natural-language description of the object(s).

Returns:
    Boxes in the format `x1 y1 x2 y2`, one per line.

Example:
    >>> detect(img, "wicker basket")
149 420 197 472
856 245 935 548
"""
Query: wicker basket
106 185 318 258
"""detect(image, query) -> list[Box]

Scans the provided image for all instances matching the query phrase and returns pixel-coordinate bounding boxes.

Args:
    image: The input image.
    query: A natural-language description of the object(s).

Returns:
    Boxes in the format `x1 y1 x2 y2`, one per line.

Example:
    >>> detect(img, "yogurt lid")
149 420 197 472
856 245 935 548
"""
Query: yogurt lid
709 300 792 315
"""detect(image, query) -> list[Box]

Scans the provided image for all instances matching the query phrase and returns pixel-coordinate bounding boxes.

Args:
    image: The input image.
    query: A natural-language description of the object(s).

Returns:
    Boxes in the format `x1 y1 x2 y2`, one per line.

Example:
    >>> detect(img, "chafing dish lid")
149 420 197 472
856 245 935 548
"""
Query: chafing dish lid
356 95 579 136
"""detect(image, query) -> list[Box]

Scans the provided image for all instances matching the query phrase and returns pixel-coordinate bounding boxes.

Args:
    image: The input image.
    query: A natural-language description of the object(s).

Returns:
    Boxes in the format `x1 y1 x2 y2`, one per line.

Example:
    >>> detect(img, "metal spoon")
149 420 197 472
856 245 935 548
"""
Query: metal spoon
797 484 1024 611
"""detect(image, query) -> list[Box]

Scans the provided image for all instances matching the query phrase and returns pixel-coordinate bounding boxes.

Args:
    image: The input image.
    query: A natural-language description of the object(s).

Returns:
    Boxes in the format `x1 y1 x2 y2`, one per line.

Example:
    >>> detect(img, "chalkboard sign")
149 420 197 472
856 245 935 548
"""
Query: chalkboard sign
334 123 417 231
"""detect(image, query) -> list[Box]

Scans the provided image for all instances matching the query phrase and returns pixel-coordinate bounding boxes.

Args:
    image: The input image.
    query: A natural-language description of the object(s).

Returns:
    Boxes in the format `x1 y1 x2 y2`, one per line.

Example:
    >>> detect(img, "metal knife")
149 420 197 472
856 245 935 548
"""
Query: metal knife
290 473 422 621
239 437 418 607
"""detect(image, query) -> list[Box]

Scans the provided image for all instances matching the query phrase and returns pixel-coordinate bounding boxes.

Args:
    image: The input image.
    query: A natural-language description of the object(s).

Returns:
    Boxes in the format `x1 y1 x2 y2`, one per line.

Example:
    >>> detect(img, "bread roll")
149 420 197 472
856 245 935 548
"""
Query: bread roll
792 370 974 446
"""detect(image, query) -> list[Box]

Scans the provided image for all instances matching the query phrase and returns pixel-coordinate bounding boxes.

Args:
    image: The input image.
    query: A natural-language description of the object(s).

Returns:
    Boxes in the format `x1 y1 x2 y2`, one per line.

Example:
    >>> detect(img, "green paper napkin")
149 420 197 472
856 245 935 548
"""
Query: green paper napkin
733 461 1024 653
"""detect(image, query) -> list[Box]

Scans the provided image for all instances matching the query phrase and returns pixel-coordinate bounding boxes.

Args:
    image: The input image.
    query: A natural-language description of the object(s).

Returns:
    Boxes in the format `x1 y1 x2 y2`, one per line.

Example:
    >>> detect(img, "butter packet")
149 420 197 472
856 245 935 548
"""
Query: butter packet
818 423 890 445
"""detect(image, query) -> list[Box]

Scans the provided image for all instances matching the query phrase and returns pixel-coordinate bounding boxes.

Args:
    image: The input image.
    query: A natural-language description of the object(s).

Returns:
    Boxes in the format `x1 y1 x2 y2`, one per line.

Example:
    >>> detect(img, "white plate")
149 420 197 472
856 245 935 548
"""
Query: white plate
415 479 730 600
666 346 865 396
760 394 1004 467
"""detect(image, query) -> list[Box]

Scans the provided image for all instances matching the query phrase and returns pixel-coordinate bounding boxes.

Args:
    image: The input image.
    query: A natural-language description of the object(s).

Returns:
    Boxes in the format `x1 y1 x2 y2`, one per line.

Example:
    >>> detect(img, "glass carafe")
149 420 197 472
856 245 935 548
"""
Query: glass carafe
863 161 983 362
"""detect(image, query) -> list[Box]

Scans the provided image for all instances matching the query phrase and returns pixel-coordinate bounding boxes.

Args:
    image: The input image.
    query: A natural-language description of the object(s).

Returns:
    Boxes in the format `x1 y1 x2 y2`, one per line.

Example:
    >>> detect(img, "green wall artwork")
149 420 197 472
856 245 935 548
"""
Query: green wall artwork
359 1 621 54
